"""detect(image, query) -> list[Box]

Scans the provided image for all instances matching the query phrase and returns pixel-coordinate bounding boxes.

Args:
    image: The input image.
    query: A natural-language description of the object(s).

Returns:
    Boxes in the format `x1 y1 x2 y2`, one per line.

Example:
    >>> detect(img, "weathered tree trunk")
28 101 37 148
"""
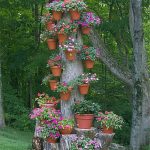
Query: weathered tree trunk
129 0 150 149
0 62 5 128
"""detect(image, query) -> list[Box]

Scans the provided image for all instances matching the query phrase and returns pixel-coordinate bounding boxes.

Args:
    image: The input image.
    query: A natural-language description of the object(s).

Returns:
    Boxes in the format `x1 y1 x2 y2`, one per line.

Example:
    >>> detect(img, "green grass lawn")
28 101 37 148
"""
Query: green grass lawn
0 127 33 150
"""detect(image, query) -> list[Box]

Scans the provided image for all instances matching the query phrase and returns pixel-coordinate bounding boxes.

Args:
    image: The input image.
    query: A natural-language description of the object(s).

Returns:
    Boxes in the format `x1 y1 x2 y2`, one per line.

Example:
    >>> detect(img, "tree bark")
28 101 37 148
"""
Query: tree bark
129 0 150 149
0 62 5 128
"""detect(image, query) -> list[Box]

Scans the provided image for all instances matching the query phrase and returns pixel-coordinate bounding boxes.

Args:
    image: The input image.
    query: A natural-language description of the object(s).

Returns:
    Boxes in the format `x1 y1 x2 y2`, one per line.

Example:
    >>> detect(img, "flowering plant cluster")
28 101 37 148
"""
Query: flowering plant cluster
78 12 101 27
41 13 53 23
35 92 57 106
72 100 101 114
42 74 55 86
59 37 81 52
65 0 87 12
40 30 56 42
46 1 66 12
75 73 99 85
56 20 78 34
70 135 101 150
80 46 97 61
56 81 74 93
58 118 74 129
96 111 124 129
47 54 62 67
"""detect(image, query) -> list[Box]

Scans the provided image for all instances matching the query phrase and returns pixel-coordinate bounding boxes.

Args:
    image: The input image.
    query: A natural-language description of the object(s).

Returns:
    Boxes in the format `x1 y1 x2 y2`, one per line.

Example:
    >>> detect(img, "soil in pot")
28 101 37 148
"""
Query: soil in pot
47 39 57 50
75 114 94 129
78 84 90 95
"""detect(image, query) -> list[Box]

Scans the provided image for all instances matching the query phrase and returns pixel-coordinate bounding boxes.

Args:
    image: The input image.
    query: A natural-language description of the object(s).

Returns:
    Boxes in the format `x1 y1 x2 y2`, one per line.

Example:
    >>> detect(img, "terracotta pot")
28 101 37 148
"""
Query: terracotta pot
84 59 94 69
58 33 68 44
49 80 57 91
78 84 90 95
65 50 76 61
60 126 73 134
40 103 56 109
52 11 62 21
69 10 80 20
47 39 57 50
82 27 91 35
102 126 113 134
46 21 54 31
75 114 94 129
50 66 62 77
60 91 71 101
47 137 57 143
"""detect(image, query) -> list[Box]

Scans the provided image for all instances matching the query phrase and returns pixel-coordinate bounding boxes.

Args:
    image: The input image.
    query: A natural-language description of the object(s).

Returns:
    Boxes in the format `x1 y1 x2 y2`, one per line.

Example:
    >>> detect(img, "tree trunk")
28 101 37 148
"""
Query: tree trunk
129 0 150 149
0 62 5 128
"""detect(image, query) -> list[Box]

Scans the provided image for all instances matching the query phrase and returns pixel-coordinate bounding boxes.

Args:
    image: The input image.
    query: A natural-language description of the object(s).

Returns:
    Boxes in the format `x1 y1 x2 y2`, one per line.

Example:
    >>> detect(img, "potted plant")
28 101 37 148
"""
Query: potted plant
46 1 66 21
47 54 62 77
58 118 74 134
59 37 81 61
56 20 78 43
80 46 97 69
35 93 58 109
65 0 87 20
56 81 74 101
70 135 101 150
42 74 58 91
96 111 124 134
75 73 98 95
72 100 101 129
78 12 101 34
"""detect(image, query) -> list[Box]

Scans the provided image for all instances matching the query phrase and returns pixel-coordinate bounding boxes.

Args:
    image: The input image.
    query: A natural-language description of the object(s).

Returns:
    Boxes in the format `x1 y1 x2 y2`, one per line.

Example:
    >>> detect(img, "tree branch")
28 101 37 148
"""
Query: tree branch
90 29 133 87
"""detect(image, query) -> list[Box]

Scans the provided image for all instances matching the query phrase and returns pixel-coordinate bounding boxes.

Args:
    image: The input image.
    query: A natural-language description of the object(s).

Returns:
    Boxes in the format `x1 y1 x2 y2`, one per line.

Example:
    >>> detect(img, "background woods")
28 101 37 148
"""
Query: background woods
0 0 150 149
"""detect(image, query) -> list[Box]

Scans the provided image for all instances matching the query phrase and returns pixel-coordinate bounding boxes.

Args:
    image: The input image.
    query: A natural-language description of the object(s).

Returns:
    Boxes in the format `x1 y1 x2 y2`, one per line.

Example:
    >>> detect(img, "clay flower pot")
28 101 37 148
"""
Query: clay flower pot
52 11 62 21
60 126 73 134
60 91 71 101
47 137 57 143
65 50 76 61
78 84 90 95
47 39 57 50
102 126 113 134
50 66 62 77
46 21 54 31
69 10 80 20
58 33 68 44
40 103 56 110
84 59 94 69
75 114 94 129
49 80 57 91
82 27 91 35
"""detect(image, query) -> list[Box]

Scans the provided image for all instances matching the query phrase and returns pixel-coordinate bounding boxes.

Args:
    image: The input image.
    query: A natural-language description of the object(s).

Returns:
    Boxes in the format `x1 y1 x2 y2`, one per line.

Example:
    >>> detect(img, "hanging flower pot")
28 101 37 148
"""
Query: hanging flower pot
78 84 90 95
47 137 57 143
58 33 68 44
49 80 57 91
75 114 94 129
60 91 71 101
52 11 62 21
65 50 76 61
46 21 54 31
84 59 94 69
69 10 80 20
47 39 57 50
50 66 62 77
102 126 113 134
82 27 91 35
60 126 73 134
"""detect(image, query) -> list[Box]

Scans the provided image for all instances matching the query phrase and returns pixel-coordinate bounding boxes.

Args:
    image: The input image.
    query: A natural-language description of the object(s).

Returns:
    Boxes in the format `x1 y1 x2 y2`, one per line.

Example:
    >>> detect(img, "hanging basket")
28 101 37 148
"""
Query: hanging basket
46 21 54 31
65 50 76 61
82 27 91 35
49 80 57 91
84 59 94 69
78 84 90 95
58 33 68 44
47 39 57 50
75 114 94 129
60 91 71 101
102 126 114 134
47 137 57 143
50 66 62 77
60 126 73 134
52 11 62 21
69 10 80 20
